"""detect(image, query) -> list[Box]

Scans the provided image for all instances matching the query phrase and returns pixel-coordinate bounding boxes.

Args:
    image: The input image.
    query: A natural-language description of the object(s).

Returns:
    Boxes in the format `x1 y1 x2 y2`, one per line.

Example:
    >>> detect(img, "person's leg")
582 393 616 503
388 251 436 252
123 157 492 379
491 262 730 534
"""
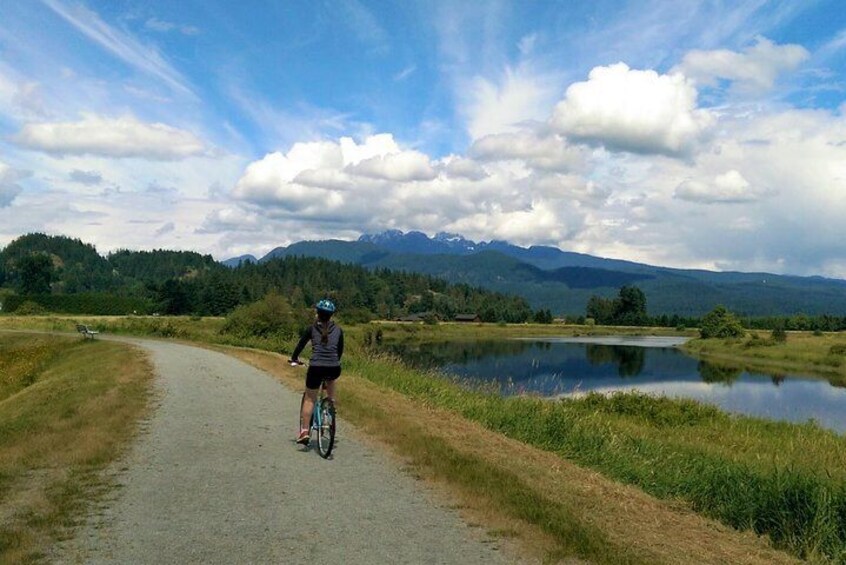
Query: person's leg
298 388 318 441
324 367 341 403
324 379 337 403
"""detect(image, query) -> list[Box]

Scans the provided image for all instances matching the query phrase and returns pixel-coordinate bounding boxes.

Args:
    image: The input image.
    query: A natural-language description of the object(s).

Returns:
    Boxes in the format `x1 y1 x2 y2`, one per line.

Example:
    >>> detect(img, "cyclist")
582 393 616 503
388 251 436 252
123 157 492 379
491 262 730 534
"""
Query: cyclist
289 299 343 445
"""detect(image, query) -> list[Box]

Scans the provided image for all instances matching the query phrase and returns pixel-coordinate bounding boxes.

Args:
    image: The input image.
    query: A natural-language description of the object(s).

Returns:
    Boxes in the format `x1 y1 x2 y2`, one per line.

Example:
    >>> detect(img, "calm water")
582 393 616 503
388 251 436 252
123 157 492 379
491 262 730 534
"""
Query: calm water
383 336 846 434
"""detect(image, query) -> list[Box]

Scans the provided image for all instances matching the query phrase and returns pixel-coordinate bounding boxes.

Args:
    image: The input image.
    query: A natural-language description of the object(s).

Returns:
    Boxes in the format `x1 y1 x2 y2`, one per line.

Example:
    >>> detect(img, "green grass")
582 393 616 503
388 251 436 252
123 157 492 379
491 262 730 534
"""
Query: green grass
347 352 846 562
3 316 844 561
357 320 697 343
684 332 846 386
0 333 152 563
0 315 303 354
339 388 649 564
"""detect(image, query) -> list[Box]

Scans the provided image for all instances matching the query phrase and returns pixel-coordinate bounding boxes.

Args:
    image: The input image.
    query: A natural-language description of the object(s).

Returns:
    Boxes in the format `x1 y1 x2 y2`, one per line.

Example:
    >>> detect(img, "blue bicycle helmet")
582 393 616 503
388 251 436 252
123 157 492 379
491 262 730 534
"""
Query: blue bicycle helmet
315 299 336 313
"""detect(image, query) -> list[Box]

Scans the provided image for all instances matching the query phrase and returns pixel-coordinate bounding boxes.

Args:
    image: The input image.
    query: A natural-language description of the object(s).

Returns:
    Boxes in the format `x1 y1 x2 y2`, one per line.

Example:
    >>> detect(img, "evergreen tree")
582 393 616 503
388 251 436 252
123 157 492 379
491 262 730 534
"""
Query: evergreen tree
18 254 53 295
614 286 648 325
586 295 615 324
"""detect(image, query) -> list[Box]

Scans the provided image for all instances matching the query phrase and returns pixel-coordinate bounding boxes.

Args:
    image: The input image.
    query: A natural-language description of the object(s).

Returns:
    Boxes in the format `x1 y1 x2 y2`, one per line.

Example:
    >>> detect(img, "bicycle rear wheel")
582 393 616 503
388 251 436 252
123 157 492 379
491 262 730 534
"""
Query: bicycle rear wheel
316 398 335 458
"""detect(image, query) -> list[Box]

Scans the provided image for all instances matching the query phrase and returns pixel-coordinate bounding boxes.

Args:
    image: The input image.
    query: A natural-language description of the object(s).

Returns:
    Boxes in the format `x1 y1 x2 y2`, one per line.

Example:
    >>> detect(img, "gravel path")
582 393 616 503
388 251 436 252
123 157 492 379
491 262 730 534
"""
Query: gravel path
57 338 512 564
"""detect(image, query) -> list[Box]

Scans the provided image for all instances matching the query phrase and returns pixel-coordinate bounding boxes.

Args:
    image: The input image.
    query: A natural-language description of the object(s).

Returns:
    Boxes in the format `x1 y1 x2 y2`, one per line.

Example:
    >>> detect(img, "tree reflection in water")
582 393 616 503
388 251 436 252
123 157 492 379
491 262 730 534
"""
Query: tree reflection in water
697 361 743 384
585 344 645 377
379 339 535 369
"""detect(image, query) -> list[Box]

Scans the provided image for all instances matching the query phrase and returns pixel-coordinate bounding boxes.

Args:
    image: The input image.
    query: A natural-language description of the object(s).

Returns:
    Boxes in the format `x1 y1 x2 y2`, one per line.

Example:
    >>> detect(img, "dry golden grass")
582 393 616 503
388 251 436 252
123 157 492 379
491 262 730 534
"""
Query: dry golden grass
0 332 153 563
222 346 799 565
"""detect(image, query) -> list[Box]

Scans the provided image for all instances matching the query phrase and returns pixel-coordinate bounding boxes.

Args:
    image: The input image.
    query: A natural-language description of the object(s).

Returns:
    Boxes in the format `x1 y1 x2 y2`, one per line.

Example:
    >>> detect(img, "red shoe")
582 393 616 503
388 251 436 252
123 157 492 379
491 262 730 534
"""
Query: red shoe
296 430 310 445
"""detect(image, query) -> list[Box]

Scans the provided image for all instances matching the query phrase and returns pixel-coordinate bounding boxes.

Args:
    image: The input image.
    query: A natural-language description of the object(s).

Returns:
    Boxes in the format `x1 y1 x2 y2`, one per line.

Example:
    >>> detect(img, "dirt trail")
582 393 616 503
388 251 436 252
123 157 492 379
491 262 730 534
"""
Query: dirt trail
56 338 512 564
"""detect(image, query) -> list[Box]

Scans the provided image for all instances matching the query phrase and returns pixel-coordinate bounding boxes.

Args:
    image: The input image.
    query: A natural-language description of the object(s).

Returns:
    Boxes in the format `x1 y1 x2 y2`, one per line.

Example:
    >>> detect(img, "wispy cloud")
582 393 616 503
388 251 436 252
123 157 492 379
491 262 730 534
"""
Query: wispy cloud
815 28 846 60
393 65 416 82
0 161 31 207
225 81 353 150
69 169 103 185
145 17 200 36
41 0 195 97
155 221 176 236
334 0 390 55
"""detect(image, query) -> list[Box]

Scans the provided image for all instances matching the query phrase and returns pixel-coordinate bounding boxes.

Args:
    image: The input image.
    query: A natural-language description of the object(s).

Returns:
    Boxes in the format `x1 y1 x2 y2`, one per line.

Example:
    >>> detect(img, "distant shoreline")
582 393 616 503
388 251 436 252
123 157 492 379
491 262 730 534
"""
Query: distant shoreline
512 335 691 348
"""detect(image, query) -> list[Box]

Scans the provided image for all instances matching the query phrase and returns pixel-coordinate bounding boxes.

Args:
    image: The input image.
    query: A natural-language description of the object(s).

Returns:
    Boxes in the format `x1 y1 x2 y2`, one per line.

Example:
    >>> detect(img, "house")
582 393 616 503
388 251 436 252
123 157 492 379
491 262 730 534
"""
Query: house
454 313 481 323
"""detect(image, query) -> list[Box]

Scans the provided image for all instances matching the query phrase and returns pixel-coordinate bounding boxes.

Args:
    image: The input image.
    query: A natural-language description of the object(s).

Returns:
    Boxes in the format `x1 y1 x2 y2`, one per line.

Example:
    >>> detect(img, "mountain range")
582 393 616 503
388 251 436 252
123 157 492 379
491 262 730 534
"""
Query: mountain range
223 231 846 317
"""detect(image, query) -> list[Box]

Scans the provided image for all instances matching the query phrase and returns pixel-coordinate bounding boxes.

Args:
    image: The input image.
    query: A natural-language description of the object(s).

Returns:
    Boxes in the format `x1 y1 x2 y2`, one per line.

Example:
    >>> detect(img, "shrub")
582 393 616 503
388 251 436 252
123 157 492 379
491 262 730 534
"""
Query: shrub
3 293 151 315
222 292 310 339
699 305 745 339
340 307 373 325
771 325 787 343
150 321 187 339
13 300 48 315
829 344 846 356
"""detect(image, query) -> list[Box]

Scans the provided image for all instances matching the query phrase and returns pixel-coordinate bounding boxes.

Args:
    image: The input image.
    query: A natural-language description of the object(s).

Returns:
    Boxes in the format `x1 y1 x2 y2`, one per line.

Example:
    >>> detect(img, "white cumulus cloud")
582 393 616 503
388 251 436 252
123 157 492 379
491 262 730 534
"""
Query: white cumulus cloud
441 156 488 181
233 134 440 212
199 207 262 234
550 63 714 157
348 150 437 182
231 131 606 250
470 131 584 172
676 37 809 93
674 170 764 203
13 115 207 160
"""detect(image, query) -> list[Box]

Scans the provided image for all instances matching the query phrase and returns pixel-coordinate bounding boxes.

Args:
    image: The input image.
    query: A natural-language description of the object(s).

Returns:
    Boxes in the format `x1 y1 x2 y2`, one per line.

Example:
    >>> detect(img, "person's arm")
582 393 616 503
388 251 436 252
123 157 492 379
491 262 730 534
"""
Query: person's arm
290 328 311 362
337 329 344 361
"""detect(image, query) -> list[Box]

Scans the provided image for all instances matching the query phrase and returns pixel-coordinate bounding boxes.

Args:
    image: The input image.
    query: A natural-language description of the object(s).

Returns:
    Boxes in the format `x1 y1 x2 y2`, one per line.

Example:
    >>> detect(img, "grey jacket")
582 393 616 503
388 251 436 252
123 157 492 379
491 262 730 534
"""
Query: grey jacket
291 321 344 367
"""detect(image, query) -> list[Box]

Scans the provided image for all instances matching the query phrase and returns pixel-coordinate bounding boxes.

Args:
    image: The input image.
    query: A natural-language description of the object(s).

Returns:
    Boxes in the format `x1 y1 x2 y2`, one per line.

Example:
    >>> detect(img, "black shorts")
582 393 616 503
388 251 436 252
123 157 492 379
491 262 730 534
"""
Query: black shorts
306 365 341 390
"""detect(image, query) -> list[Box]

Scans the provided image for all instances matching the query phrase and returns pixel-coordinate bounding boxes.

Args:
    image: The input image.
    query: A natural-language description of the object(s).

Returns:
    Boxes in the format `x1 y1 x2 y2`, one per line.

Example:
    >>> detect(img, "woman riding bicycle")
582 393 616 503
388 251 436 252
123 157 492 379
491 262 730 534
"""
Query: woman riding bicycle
289 299 343 445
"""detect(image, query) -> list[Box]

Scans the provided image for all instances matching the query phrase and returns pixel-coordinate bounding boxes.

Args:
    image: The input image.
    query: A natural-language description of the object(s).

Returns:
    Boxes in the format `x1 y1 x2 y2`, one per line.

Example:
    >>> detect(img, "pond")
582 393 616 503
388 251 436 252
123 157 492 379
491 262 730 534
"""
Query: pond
381 336 846 434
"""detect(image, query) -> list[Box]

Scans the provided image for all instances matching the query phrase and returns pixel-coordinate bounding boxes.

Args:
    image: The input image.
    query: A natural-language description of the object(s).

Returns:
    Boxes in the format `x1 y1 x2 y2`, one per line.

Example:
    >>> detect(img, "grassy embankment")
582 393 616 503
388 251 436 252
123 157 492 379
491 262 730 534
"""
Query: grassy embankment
2 316 845 561
227 345 799 565
341 351 845 563
683 331 846 387
0 332 152 563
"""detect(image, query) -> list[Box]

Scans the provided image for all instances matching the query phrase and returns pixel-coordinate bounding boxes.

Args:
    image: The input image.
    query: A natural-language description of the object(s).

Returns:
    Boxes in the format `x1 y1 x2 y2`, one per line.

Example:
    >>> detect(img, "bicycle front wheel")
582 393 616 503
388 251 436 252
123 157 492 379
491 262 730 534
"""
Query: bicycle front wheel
316 398 335 458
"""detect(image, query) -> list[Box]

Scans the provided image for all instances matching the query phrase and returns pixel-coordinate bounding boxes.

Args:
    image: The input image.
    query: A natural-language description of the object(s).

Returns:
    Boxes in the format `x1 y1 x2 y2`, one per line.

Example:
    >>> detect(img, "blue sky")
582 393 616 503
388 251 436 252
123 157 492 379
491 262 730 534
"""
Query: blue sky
0 1 845 277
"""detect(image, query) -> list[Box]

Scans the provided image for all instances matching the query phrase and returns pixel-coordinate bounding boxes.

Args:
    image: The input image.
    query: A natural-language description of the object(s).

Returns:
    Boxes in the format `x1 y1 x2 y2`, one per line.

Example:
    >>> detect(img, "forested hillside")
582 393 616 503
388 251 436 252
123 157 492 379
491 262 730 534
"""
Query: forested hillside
0 233 533 322
255 231 846 317
0 233 116 293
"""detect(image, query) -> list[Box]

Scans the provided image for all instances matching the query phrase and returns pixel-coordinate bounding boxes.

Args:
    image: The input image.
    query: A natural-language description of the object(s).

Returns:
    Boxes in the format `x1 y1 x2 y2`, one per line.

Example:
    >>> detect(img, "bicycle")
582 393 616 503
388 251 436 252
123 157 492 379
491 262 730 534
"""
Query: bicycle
291 361 336 458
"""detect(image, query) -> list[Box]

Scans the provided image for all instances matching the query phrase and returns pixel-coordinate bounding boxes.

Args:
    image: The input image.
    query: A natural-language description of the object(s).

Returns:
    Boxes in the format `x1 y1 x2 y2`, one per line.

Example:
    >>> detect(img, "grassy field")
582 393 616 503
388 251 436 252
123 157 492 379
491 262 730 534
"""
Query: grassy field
2 315 845 561
339 352 846 562
0 332 152 563
683 331 846 386
359 320 699 342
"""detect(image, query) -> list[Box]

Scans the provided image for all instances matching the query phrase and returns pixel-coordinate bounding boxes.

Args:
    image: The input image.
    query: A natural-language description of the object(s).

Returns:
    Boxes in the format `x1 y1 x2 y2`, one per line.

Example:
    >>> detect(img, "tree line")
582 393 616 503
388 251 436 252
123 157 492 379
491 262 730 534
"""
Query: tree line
583 285 846 332
0 233 535 322
4 233 845 329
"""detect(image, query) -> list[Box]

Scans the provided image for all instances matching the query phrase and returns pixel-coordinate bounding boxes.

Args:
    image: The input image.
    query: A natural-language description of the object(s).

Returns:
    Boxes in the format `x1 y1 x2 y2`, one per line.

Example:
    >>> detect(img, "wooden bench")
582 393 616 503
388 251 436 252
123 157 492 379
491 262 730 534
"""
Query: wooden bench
76 324 99 339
